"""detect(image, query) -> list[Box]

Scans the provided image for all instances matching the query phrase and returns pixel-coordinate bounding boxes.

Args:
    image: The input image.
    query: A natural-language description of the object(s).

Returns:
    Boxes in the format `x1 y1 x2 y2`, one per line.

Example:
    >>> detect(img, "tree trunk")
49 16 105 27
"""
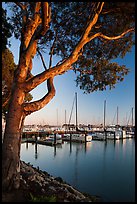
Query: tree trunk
2 86 25 191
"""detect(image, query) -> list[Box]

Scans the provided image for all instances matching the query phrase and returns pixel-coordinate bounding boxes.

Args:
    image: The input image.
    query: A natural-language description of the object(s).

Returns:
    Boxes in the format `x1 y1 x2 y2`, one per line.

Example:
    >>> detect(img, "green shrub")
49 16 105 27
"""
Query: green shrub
29 193 57 202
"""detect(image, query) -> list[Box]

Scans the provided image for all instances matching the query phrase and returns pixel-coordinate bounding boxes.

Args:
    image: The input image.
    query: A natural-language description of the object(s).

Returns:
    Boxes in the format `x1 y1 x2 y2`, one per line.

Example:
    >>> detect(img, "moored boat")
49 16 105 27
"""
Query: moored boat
62 133 92 142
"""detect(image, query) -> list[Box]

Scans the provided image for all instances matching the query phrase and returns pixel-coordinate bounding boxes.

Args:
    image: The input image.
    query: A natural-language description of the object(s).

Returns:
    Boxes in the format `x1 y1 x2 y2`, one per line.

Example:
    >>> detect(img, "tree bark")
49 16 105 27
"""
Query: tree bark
2 86 25 191
2 2 50 191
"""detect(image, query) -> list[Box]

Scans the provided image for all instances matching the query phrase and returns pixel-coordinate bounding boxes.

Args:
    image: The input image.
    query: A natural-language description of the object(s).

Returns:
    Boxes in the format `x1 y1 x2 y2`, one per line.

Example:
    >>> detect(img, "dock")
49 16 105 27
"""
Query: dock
21 138 62 146
22 128 135 145
91 129 135 140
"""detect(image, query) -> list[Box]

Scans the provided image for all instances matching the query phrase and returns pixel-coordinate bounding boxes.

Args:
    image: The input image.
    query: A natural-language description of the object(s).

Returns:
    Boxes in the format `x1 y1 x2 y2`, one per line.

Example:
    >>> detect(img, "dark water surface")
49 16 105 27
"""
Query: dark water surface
21 138 135 202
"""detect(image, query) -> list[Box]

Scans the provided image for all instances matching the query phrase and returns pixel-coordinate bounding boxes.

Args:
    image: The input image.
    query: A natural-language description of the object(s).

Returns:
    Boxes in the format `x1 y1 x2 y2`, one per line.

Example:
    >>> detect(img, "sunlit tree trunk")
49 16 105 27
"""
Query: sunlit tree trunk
2 87 25 191
2 2 53 189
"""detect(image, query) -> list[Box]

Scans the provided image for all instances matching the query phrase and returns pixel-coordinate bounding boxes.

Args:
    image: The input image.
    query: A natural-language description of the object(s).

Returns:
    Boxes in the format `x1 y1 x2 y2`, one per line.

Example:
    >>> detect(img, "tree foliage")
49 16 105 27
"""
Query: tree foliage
8 2 135 94
2 48 17 117
2 7 13 51
2 8 33 119
2 48 33 119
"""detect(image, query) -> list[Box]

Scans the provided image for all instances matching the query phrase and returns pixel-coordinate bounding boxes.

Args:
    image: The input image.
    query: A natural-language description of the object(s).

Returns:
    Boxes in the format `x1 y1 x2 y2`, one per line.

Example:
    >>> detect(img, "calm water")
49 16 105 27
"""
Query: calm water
21 138 135 202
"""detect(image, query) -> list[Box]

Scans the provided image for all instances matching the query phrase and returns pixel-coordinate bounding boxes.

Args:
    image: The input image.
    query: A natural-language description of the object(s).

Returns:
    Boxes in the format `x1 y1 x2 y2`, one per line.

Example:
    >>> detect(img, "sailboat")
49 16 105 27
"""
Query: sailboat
106 106 123 139
63 92 92 142
92 100 107 140
126 107 135 137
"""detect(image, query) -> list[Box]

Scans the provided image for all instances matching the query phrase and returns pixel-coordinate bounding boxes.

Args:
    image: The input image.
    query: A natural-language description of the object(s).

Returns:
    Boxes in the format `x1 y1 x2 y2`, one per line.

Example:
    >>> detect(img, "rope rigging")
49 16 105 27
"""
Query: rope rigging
68 93 76 125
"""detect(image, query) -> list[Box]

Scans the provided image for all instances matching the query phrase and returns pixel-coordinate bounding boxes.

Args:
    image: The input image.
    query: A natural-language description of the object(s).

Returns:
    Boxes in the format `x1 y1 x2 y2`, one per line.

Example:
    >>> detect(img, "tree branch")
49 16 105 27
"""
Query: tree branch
37 48 47 70
20 2 50 62
41 2 51 36
23 4 134 93
101 7 121 15
22 25 134 86
2 93 11 108
49 32 57 69
21 2 41 51
17 3 42 82
99 28 135 40
14 2 27 10
34 2 41 18
24 44 55 115
24 2 104 92
23 77 55 115
17 2 51 83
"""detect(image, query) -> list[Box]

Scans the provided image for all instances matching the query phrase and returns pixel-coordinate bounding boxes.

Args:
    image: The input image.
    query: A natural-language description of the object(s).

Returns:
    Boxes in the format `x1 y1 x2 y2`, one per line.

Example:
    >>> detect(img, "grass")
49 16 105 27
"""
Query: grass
29 193 57 202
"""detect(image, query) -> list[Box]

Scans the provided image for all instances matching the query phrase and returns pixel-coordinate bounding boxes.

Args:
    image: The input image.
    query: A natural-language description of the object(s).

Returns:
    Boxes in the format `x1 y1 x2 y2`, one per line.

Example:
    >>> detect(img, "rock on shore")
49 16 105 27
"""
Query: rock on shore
2 160 102 202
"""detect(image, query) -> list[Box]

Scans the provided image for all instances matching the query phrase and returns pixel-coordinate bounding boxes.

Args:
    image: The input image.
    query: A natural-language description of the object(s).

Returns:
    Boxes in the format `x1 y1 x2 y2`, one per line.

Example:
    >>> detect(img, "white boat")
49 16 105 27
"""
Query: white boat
64 93 92 143
49 133 62 139
63 133 92 142
47 133 62 144
84 134 92 142
92 132 106 140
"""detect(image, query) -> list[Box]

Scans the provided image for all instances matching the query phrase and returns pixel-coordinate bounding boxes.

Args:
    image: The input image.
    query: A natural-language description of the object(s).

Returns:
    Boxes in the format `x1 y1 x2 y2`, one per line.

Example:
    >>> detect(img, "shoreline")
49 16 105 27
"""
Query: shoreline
2 160 102 202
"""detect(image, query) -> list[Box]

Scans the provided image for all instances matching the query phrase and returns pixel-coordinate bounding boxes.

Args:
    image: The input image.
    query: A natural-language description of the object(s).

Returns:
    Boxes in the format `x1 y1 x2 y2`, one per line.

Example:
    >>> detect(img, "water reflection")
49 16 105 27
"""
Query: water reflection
69 141 88 156
54 145 57 157
26 141 29 149
69 141 72 155
24 142 38 159
53 143 63 158
113 138 116 148
23 139 134 162
35 143 38 159
21 138 135 202
73 145 79 187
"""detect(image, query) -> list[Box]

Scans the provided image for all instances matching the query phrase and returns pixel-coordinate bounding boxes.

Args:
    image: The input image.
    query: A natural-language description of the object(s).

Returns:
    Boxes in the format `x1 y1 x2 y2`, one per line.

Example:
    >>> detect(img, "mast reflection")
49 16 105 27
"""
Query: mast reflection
35 143 38 159
26 141 29 149
69 141 72 155
73 145 79 188
54 145 57 157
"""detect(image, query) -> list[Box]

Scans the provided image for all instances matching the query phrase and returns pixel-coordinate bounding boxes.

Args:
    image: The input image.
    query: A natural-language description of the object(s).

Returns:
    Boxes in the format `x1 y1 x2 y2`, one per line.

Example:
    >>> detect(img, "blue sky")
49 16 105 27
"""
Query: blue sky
3 1 135 126
9 36 135 126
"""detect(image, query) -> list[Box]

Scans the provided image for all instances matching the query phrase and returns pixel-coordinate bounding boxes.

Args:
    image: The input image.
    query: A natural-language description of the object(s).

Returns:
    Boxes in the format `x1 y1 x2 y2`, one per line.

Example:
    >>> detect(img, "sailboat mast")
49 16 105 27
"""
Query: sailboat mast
104 100 106 129
131 107 133 126
56 108 58 126
65 109 66 124
75 92 78 131
117 106 118 126
65 109 66 131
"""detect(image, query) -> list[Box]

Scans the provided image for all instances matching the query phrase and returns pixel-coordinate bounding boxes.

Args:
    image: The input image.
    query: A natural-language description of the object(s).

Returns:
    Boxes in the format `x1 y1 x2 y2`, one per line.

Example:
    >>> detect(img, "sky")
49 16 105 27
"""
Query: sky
9 37 135 126
3 3 135 126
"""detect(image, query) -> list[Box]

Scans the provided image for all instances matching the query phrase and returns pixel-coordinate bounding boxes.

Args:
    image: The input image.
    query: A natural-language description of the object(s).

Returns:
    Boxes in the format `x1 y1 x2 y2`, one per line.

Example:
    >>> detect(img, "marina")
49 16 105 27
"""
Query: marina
22 133 63 146
21 94 135 144
22 126 135 145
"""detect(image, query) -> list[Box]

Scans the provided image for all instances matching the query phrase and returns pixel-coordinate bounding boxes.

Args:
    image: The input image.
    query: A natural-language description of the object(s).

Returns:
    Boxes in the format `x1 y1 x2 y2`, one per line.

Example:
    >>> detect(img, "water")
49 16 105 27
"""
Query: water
20 138 135 202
